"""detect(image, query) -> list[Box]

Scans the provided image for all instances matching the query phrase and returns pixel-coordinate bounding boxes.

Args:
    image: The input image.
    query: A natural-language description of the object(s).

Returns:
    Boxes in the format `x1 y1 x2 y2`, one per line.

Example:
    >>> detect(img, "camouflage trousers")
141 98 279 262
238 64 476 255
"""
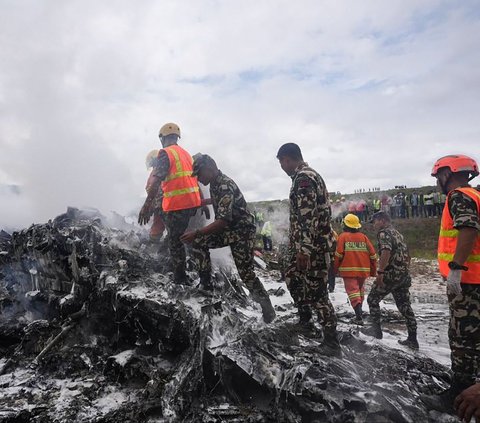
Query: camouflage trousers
285 250 337 334
367 273 417 333
448 284 480 386
277 243 289 279
163 208 196 278
191 227 268 297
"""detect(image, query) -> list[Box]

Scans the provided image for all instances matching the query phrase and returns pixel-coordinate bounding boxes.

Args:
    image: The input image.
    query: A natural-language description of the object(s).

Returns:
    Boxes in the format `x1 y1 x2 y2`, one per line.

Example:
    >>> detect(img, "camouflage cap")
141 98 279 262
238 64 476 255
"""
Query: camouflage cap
192 154 216 177
370 211 391 223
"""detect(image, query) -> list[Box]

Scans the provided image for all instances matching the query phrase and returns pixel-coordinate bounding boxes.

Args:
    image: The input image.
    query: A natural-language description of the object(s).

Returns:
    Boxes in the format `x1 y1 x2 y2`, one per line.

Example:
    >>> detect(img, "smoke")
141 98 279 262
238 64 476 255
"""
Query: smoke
253 203 290 246
0 187 35 231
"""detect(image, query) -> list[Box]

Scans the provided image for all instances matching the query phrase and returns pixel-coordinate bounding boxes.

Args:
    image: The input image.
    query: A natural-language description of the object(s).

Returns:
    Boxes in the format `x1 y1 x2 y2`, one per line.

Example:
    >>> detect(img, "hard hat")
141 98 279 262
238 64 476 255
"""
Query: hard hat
341 196 345 201
145 149 159 170
159 122 181 138
335 199 340 203
343 213 361 229
431 155 479 181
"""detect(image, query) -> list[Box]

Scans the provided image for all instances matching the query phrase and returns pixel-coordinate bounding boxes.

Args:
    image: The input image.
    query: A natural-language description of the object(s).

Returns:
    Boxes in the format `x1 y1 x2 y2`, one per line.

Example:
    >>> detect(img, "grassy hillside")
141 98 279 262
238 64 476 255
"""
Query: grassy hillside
336 218 440 259
250 198 440 259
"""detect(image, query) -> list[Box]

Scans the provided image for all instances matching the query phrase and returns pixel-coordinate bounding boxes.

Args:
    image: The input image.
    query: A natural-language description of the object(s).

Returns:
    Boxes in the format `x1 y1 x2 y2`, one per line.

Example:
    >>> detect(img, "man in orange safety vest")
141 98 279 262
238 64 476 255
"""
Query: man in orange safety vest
424 154 480 417
138 123 207 284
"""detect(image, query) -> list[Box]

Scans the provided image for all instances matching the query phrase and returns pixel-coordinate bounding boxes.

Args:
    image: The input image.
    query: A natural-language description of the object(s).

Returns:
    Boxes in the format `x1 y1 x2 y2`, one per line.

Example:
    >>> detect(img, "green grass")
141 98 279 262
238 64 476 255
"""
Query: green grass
338 218 440 260
250 198 441 259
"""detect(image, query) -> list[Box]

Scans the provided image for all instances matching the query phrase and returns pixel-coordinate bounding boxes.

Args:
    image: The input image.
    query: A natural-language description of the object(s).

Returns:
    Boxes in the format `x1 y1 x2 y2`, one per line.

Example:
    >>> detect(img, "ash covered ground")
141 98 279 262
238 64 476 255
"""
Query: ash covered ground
0 209 458 422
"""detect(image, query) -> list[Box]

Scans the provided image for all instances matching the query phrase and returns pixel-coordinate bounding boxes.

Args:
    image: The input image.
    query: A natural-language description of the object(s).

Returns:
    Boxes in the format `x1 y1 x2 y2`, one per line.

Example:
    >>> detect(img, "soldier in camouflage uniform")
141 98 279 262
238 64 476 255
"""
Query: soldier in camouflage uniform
180 154 276 323
363 212 418 348
276 143 339 353
423 155 480 415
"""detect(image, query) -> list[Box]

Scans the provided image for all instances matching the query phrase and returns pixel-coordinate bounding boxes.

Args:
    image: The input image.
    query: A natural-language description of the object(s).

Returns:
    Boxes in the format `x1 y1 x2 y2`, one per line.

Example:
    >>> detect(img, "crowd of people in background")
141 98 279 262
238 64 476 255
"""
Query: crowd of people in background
331 190 449 224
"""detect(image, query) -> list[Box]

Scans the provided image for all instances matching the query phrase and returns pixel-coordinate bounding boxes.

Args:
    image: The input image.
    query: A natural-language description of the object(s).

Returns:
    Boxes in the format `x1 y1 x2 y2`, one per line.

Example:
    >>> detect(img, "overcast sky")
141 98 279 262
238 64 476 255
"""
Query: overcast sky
1 0 479 227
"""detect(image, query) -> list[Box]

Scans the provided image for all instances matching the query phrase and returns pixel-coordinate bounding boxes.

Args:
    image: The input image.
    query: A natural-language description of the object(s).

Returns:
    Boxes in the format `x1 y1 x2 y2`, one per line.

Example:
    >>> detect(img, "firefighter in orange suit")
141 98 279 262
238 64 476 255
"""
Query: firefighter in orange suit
138 123 203 284
334 214 376 325
424 155 480 416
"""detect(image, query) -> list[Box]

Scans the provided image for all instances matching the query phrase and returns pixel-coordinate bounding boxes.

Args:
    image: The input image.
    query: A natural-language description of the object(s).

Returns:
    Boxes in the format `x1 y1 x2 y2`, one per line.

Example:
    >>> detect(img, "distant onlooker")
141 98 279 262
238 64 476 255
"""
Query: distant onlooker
419 192 426 217
410 191 420 218
424 191 435 217
261 221 273 251
433 191 442 217
355 199 367 222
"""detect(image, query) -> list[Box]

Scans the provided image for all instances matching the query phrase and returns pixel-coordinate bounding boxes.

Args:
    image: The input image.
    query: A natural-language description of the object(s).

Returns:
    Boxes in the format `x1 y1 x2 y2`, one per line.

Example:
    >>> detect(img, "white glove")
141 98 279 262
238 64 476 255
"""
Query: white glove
446 269 462 296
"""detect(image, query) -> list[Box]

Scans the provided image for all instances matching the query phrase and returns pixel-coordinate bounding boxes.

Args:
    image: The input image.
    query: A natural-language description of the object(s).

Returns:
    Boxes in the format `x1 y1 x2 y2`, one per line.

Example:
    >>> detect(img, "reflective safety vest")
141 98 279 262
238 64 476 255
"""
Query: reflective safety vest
161 145 201 212
438 187 480 283
261 221 272 237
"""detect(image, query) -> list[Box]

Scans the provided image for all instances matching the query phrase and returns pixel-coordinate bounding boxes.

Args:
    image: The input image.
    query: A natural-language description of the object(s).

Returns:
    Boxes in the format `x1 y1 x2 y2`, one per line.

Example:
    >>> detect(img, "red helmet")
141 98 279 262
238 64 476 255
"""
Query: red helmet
431 154 479 180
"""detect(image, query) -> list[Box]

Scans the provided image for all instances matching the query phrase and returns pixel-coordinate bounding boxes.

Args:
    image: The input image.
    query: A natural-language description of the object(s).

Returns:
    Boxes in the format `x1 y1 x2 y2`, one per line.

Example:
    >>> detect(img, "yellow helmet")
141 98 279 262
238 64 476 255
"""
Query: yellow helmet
159 122 181 138
343 213 362 229
145 149 159 170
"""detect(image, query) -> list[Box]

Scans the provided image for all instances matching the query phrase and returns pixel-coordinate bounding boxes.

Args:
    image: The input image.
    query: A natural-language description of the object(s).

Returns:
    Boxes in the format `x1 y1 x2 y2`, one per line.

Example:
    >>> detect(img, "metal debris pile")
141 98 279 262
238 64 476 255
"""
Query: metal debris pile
0 209 456 422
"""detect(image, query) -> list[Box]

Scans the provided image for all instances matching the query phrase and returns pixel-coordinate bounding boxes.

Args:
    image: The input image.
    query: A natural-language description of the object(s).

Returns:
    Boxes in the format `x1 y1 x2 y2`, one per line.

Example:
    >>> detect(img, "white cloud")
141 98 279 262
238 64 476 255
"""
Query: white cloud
0 0 479 227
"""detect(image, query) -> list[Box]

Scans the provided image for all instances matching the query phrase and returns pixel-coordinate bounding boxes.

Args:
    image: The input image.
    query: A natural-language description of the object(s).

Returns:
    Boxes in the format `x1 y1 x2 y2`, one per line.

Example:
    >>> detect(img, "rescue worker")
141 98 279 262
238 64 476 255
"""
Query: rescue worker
138 123 203 284
180 154 276 323
363 211 418 349
144 149 166 242
334 214 377 325
373 198 381 214
424 154 480 413
261 221 273 251
276 143 340 355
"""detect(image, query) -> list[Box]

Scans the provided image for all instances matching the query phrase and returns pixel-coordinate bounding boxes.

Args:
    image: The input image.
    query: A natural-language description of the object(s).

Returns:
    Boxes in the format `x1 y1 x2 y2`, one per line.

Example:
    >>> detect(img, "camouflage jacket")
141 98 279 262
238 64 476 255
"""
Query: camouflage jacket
448 188 480 231
210 171 255 232
288 163 334 256
377 225 410 278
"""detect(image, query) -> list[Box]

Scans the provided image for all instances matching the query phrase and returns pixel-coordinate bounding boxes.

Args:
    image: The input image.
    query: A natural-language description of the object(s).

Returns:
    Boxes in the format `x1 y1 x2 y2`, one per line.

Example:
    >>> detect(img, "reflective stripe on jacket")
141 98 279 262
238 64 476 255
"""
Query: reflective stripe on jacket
161 145 201 212
438 187 480 283
334 232 377 278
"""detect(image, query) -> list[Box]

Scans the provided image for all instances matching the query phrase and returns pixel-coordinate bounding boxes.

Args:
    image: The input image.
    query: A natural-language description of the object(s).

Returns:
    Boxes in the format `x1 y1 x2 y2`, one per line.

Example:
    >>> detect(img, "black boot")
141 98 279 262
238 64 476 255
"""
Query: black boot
420 380 473 413
252 289 276 323
297 305 314 330
398 330 419 350
198 271 213 292
173 269 188 285
318 330 342 357
353 304 364 325
361 322 382 339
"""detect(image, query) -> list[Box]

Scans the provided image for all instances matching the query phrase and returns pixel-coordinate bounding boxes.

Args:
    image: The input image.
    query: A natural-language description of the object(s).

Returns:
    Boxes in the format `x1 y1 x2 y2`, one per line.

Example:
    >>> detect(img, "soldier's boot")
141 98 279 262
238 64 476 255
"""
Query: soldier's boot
198 271 213 292
420 380 472 413
318 329 342 357
297 305 315 331
252 289 276 324
352 304 364 325
361 321 383 339
398 330 419 350
173 268 189 285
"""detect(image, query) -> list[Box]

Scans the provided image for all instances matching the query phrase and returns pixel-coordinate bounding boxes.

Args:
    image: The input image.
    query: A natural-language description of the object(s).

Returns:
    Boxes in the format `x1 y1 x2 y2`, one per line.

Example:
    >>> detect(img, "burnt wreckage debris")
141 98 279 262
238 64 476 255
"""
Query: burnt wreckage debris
0 208 455 422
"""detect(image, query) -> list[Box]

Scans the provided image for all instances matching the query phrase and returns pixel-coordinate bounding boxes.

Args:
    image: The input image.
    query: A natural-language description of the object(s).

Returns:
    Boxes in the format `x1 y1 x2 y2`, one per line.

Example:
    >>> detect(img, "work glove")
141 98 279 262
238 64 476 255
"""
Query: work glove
201 206 210 220
446 269 462 296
